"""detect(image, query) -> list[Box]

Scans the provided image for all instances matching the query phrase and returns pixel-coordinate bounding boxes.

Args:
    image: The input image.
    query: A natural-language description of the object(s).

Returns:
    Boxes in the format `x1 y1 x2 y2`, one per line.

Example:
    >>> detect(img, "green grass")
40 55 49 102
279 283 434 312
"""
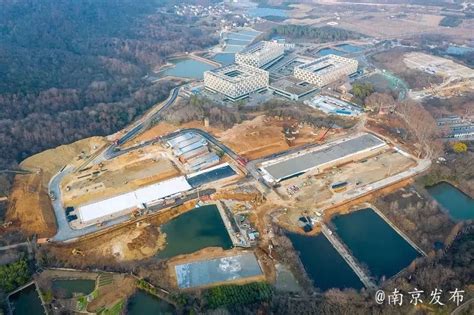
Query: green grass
97 299 125 315
204 282 273 309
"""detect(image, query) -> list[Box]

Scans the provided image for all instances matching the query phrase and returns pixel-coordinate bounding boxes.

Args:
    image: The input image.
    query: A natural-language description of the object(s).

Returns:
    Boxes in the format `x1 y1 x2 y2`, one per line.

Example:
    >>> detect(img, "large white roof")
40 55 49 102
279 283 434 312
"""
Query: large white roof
77 176 192 223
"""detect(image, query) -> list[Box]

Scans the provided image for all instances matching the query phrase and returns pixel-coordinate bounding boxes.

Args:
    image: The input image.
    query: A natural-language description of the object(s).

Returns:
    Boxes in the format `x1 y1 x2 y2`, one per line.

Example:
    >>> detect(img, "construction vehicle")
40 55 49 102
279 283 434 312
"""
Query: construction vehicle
49 192 56 201
319 122 335 141
237 156 248 166
72 248 85 256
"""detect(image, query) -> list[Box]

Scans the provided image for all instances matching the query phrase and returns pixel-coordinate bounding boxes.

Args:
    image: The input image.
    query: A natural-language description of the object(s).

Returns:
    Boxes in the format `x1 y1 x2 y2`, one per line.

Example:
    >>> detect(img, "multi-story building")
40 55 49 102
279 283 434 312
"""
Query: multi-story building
204 63 269 101
235 41 285 68
294 54 358 87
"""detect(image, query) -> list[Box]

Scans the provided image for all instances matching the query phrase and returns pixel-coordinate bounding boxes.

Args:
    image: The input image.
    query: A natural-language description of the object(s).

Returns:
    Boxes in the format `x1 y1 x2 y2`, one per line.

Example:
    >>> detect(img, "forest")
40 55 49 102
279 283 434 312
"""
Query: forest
0 0 218 170
266 25 363 42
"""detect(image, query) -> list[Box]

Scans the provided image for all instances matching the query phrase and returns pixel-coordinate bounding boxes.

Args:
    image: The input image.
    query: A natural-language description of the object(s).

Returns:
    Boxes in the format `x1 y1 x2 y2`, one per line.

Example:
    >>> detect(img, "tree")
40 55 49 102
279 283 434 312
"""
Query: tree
452 142 467 153
0 259 31 292
395 100 442 158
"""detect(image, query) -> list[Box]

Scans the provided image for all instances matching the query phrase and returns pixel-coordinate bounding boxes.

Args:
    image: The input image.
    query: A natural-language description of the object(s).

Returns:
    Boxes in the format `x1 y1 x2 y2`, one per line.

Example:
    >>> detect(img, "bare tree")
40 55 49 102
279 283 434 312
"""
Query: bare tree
395 100 442 158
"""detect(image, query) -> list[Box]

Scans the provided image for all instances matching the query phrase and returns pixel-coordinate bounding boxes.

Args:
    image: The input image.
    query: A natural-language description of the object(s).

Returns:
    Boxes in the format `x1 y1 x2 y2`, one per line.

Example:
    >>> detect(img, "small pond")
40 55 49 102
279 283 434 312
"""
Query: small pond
427 182 474 221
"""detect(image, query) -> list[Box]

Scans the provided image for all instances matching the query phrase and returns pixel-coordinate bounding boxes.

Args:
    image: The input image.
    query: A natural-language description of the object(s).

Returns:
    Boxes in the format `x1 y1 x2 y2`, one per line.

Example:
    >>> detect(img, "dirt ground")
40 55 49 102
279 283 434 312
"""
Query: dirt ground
129 120 223 146
5 136 108 237
21 136 107 187
5 172 57 237
217 115 339 160
61 144 180 207
288 2 474 40
278 149 415 207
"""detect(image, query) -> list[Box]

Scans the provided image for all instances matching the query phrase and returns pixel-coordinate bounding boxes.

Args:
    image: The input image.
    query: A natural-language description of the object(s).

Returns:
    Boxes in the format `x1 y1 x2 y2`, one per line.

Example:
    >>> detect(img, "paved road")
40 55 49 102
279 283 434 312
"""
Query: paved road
0 242 29 251
103 87 180 160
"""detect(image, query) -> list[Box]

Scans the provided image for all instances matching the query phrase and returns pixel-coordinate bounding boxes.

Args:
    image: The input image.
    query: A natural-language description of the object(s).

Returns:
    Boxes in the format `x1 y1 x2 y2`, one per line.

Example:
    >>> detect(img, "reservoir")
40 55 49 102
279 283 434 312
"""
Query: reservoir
212 53 235 66
336 44 363 53
427 182 474 221
156 205 232 259
248 7 288 18
127 290 174 315
318 48 345 56
52 279 95 298
332 208 420 280
287 232 364 291
159 58 216 79
9 284 44 315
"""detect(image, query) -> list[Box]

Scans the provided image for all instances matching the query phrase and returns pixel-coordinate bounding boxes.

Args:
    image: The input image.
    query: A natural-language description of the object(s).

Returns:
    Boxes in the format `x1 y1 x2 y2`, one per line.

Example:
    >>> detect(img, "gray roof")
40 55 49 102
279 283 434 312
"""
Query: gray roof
263 134 386 181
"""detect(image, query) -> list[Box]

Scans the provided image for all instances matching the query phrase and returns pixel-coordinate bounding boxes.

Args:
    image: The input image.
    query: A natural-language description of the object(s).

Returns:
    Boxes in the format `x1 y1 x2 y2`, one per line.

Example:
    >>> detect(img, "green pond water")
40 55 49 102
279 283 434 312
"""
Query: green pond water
127 290 174 315
332 208 420 280
10 284 44 315
52 279 95 298
156 205 232 259
427 182 474 221
287 232 364 291
160 58 216 79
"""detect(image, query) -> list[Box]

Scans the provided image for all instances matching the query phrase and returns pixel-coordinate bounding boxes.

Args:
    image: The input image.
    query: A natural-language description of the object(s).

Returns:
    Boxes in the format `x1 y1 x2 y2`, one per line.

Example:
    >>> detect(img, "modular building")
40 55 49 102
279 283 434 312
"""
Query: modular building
235 41 285 68
294 54 358 87
204 63 269 101
173 139 207 156
167 132 194 147
179 146 209 163
173 135 203 150
186 152 220 172
260 133 387 183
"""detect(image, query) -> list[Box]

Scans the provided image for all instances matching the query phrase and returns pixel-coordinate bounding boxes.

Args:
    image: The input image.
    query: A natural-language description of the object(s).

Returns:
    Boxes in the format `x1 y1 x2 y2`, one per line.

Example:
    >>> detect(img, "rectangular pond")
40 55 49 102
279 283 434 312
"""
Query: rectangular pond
331 208 421 280
287 232 364 291
156 205 232 259
175 252 263 289
426 182 474 221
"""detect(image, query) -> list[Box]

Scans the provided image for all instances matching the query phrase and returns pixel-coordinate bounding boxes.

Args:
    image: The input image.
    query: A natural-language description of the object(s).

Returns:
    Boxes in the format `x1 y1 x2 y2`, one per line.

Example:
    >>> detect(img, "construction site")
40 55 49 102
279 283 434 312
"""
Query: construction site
4 31 460 311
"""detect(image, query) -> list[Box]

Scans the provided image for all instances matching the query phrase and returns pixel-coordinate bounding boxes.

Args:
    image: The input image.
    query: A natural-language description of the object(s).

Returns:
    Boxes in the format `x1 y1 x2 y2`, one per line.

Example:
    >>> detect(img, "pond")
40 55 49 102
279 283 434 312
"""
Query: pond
248 7 288 18
156 205 232 259
52 279 95 298
9 284 44 315
287 232 364 291
317 48 346 57
127 290 175 315
445 45 474 56
212 53 235 66
159 58 216 79
223 45 246 53
336 44 364 53
426 182 474 221
331 208 421 280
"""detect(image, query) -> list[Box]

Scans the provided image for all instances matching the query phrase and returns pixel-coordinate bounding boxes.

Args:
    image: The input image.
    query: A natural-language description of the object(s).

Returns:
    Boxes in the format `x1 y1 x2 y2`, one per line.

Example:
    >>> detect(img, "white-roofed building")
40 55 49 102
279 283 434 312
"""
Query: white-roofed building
77 176 192 225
